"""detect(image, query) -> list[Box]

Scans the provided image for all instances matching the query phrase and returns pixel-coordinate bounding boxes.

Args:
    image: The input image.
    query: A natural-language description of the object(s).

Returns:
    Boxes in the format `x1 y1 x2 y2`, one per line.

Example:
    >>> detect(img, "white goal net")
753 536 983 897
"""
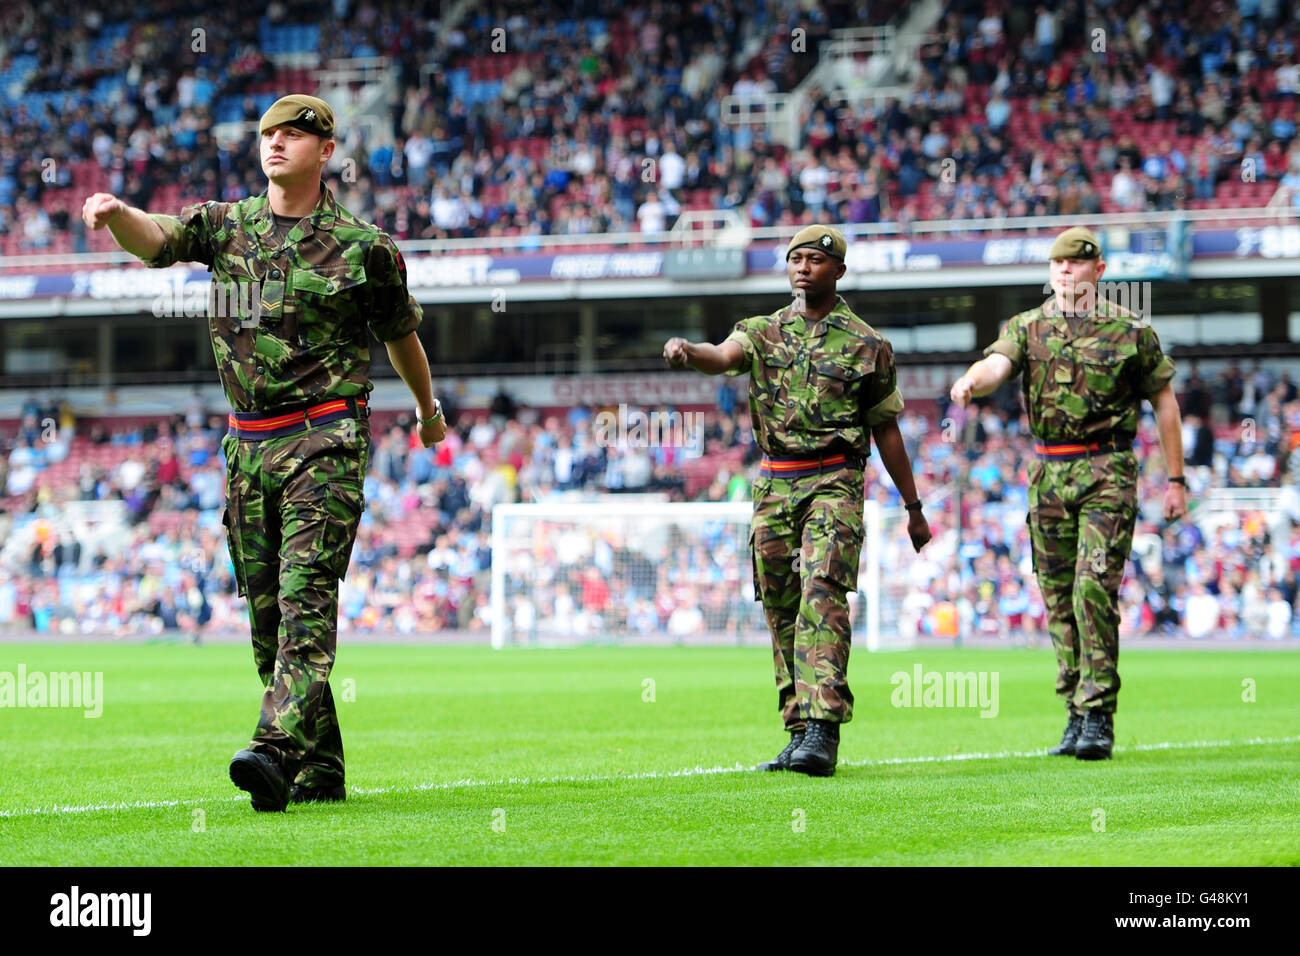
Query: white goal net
489 498 915 651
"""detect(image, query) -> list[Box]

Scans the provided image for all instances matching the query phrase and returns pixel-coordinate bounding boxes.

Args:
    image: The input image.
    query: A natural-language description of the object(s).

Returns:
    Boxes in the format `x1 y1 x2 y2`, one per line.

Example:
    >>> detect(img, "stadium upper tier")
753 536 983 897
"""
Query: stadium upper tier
2 0 1297 264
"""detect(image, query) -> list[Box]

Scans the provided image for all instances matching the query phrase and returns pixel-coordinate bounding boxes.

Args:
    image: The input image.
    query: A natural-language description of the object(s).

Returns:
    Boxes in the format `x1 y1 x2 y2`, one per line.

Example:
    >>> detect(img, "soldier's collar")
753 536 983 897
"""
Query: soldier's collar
1041 296 1098 329
249 184 337 238
825 297 856 331
312 184 340 231
779 294 852 327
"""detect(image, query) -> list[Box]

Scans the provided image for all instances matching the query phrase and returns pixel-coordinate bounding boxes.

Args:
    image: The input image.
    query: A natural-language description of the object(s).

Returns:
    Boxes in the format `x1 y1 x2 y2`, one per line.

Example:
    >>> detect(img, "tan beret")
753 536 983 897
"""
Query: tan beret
259 94 335 138
1049 226 1102 260
786 224 847 260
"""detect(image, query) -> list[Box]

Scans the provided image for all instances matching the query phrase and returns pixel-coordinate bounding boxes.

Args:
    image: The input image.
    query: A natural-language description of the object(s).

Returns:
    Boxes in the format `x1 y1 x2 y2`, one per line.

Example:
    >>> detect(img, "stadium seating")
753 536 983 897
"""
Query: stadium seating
5 0 1296 255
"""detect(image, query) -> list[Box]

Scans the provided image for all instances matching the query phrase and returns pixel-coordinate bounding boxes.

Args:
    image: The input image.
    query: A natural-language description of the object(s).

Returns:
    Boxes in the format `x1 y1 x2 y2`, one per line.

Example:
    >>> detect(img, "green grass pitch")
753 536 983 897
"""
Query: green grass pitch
1 642 1297 866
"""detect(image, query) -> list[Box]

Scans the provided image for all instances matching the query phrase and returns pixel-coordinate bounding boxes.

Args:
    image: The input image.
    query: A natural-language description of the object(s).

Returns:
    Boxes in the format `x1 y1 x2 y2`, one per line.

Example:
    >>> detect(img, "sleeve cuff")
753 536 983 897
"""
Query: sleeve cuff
138 214 181 268
984 340 1022 376
1140 355 1176 398
374 307 422 343
865 387 904 426
723 330 753 377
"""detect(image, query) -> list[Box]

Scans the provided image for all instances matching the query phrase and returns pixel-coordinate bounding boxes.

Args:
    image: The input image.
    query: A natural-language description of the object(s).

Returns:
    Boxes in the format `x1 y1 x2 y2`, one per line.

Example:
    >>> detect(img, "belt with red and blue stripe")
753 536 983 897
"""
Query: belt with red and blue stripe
1033 438 1131 461
227 397 368 441
759 452 864 479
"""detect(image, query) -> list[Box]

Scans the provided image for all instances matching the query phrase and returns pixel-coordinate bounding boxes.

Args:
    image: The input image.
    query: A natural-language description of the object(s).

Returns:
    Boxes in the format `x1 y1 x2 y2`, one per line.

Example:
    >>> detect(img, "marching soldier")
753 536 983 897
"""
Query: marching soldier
950 226 1186 759
665 225 931 776
83 94 447 809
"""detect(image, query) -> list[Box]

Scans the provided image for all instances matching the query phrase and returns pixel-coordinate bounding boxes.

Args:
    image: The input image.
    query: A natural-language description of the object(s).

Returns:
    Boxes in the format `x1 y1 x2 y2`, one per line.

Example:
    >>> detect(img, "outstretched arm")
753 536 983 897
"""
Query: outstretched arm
663 337 745 374
81 193 166 260
950 353 1014 406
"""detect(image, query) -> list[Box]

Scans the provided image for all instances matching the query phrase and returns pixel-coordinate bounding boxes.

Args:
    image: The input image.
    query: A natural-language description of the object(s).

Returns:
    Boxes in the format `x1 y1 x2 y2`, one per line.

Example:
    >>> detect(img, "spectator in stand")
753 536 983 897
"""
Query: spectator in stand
1183 582 1221 638
1111 157 1145 211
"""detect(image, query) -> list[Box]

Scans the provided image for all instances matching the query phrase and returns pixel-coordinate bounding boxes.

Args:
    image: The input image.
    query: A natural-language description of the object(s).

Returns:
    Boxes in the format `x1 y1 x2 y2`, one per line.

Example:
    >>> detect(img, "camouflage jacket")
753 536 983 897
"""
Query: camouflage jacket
985 296 1175 442
142 185 421 413
724 295 904 457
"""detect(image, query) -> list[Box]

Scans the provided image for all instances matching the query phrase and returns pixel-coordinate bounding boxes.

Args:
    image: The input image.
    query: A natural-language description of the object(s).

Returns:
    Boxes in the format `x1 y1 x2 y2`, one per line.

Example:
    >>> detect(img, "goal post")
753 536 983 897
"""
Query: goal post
489 498 915 651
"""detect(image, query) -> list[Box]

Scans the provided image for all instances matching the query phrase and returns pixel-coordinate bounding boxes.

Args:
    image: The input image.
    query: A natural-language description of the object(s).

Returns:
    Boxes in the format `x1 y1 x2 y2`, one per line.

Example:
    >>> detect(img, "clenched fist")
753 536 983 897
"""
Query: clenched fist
663 337 692 369
82 193 124 231
949 374 975 408
907 510 932 553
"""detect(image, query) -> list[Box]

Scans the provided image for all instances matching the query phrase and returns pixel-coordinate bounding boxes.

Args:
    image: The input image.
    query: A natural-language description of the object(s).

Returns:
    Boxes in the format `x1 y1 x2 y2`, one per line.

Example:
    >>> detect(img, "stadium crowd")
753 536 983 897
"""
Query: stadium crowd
4 0 1300 254
3 361 1300 642
2 0 1300 641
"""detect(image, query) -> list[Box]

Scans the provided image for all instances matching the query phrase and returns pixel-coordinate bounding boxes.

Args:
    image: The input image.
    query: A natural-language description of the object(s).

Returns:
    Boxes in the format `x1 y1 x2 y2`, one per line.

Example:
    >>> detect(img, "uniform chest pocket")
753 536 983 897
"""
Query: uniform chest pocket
1079 355 1119 393
812 355 872 424
754 347 797 410
292 264 368 342
1075 345 1134 398
292 264 367 300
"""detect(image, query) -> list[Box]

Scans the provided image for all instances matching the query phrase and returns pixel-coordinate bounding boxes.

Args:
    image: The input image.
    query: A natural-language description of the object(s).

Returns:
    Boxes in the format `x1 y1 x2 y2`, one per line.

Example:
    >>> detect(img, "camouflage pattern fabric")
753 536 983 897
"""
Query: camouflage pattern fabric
984 296 1175 442
221 418 369 786
730 295 903 727
752 468 864 727
1027 452 1139 715
142 184 422 411
725 295 903 456
986 296 1174 716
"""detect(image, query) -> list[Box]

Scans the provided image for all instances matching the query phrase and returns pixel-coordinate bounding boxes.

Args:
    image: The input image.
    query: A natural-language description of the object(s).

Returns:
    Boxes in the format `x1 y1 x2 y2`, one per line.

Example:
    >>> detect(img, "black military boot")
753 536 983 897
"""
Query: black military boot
1075 711 1114 760
757 730 805 771
1047 713 1085 756
788 719 839 776
290 782 347 803
229 749 290 812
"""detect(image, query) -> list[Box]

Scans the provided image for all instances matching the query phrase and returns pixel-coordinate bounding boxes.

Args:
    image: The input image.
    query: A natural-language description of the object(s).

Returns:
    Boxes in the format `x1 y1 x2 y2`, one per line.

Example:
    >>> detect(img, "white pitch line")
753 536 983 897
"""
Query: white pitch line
4 735 1297 819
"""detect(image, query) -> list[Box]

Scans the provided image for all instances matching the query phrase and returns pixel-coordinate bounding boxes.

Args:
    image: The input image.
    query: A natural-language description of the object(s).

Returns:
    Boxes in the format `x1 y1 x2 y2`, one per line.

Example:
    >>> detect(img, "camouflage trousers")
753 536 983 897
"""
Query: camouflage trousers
1026 450 1139 716
751 467 864 728
221 417 369 787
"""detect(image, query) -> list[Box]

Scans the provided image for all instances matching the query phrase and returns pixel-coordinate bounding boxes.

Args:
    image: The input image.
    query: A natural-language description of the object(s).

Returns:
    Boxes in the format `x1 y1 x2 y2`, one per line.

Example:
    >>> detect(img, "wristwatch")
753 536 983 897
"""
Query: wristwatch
1169 475 1186 486
905 499 924 512
417 399 443 426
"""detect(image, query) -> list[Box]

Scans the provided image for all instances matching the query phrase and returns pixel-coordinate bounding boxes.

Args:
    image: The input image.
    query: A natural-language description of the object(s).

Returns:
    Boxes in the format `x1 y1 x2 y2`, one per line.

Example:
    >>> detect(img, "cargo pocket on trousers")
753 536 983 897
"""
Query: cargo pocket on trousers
221 506 248 597
812 505 863 592
321 480 365 580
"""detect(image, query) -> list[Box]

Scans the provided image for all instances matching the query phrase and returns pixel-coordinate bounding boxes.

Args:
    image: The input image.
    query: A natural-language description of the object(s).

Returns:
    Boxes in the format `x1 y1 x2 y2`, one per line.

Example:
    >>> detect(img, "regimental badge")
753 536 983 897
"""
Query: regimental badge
304 108 316 122
820 235 832 249
1082 241 1093 255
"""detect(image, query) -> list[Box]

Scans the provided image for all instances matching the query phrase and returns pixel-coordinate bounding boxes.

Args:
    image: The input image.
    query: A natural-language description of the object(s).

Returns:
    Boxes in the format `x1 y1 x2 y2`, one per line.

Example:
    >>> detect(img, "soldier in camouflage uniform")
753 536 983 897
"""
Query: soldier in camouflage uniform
665 225 932 776
82 95 447 810
951 226 1186 760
